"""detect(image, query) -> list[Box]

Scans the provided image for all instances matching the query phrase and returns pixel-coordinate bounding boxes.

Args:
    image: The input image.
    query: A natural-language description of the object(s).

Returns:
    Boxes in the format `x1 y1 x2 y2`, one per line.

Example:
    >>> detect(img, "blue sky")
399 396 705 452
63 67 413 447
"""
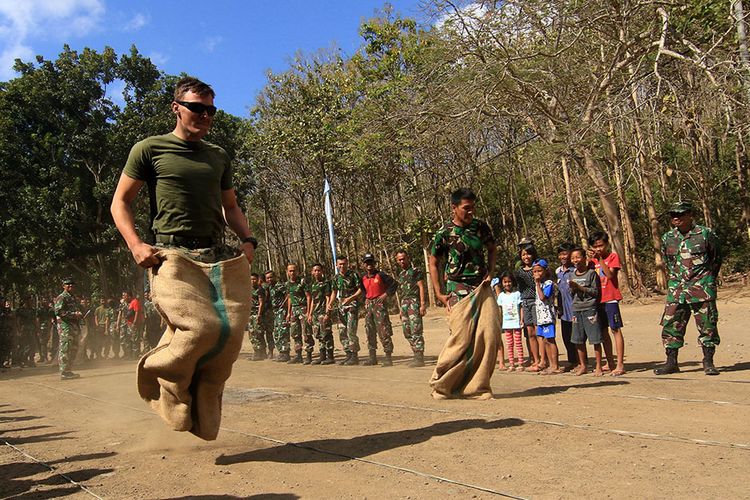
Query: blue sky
0 0 426 117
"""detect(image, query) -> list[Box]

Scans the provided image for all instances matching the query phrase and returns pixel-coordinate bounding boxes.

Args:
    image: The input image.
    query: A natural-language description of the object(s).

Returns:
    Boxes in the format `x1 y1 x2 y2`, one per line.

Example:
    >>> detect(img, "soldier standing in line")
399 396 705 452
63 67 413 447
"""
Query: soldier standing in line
307 263 334 365
0 298 11 370
36 299 54 363
80 297 98 361
428 188 497 309
259 273 274 359
54 278 83 380
285 264 311 364
16 297 38 367
332 256 363 366
248 273 269 361
94 298 109 359
395 250 427 367
655 201 722 376
361 253 398 367
265 270 291 362
142 291 163 349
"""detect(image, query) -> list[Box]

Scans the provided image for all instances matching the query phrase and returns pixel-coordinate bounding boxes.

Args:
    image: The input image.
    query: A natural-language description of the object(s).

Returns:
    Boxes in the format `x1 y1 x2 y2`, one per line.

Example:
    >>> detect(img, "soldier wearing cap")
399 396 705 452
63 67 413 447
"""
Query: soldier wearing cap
655 201 722 376
361 253 398 366
332 256 363 365
55 278 83 379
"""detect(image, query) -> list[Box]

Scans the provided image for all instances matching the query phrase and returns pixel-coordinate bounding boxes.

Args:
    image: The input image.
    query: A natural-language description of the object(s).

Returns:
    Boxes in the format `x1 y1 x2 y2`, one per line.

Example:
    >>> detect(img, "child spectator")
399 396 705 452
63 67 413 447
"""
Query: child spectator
588 231 626 376
568 247 603 376
515 245 543 371
532 259 561 374
497 272 523 371
555 242 579 370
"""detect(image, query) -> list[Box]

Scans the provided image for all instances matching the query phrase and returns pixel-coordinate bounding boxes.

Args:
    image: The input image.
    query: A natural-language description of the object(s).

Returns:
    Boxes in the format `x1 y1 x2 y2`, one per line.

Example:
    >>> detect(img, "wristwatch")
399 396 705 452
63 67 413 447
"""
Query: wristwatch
241 236 258 249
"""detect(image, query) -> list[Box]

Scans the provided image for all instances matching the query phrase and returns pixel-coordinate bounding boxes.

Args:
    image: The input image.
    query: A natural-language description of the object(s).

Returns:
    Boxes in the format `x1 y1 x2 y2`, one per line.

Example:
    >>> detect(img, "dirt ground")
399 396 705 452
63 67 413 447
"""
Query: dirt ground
1 286 749 500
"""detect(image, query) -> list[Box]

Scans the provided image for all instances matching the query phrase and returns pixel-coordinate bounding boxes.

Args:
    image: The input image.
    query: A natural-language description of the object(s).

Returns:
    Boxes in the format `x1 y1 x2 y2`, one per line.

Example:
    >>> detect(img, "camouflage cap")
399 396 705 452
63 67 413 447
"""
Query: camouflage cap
517 237 534 247
362 252 376 263
668 201 694 214
62 277 75 285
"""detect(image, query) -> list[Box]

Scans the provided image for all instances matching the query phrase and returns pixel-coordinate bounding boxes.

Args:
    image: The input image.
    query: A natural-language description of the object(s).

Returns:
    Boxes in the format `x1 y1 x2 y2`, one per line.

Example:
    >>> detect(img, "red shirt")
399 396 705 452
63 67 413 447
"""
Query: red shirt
362 272 389 300
128 298 142 324
591 252 623 302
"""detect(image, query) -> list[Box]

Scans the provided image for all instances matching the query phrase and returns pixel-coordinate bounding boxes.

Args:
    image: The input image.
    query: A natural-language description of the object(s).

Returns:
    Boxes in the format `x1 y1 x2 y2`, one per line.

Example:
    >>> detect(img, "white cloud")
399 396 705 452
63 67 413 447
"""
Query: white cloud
104 77 126 107
0 0 104 80
124 12 148 31
202 35 223 54
147 50 169 67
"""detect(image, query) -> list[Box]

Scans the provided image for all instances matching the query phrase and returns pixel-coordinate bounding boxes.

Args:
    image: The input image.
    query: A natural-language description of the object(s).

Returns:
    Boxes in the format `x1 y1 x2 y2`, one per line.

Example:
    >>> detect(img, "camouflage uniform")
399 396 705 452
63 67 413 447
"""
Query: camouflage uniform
332 270 363 354
309 279 333 351
36 305 54 362
287 278 312 354
660 224 722 348
363 271 397 354
143 299 162 349
54 290 82 374
398 266 425 353
260 283 274 354
102 305 116 358
0 303 11 368
248 284 268 352
16 305 37 366
430 218 495 306
268 282 290 354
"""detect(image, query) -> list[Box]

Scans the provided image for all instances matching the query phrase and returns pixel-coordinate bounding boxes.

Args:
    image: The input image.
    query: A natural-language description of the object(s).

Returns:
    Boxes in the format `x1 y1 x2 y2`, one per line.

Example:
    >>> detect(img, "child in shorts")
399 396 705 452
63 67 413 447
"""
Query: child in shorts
568 247 603 376
497 271 523 371
532 259 560 374
515 245 543 371
588 231 626 376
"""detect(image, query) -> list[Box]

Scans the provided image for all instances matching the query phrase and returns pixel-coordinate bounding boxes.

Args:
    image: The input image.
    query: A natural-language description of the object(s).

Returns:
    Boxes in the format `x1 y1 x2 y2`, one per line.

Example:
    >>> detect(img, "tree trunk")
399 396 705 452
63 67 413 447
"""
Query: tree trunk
561 156 588 247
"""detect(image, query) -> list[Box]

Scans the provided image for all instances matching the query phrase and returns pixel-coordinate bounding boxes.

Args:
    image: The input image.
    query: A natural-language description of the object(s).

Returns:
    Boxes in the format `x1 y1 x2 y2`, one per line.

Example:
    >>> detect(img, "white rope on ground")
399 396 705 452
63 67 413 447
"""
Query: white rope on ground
2 440 105 500
260 390 750 451
18 381 527 499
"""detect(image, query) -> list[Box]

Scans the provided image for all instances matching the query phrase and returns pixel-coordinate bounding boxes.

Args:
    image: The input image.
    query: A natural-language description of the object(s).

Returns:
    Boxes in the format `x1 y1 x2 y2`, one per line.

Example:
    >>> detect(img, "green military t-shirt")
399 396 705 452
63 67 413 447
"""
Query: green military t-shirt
123 133 233 239
308 279 332 315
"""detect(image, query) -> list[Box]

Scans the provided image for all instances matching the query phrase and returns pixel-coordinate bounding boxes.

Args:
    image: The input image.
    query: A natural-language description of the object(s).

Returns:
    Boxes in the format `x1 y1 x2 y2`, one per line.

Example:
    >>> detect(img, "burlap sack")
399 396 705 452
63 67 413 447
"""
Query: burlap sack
430 281 499 400
137 249 251 440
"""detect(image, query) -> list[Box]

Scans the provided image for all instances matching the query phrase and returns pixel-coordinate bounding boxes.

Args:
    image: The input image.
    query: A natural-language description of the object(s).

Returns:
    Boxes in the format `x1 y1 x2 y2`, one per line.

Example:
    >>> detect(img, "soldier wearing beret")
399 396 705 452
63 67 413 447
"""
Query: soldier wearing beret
55 278 83 379
655 201 722 376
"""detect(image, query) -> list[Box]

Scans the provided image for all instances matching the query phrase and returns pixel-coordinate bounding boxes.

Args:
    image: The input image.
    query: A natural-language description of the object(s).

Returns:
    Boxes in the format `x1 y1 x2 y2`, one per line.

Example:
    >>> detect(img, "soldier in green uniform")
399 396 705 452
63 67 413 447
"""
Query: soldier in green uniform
332 256 364 365
36 299 55 363
247 273 269 361
16 297 38 367
94 298 109 359
259 274 274 359
143 291 163 349
54 278 83 379
655 201 722 376
265 270 291 362
429 188 497 309
396 250 427 367
0 298 12 370
285 264 311 364
307 263 334 365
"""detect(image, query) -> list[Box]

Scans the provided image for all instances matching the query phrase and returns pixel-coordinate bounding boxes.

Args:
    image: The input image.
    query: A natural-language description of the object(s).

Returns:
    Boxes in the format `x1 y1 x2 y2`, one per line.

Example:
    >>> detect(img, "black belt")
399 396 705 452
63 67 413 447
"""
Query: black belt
155 234 216 249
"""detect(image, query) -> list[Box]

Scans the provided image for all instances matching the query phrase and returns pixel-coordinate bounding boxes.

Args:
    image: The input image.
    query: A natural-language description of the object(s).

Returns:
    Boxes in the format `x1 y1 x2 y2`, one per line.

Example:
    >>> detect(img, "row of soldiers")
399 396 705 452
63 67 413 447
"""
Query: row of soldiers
0 280 163 379
248 250 427 367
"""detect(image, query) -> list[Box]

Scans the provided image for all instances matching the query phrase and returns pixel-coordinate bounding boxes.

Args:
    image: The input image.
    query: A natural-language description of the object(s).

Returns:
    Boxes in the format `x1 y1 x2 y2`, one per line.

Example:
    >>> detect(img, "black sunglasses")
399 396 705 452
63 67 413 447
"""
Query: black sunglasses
176 100 217 116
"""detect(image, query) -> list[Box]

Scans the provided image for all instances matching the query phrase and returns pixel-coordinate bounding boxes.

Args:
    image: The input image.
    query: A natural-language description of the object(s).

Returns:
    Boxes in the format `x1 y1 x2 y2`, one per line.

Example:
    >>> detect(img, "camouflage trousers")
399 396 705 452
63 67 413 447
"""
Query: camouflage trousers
289 305 313 353
446 281 478 308
248 315 273 352
660 300 720 349
121 323 142 358
58 321 80 373
17 326 36 364
338 305 360 353
38 323 51 361
273 309 290 354
400 298 424 353
311 313 333 351
364 299 394 353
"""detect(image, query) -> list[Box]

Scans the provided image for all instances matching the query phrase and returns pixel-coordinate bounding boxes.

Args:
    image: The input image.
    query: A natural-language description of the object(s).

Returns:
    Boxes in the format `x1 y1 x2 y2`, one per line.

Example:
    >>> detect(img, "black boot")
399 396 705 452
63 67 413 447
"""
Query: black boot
344 351 359 365
322 348 335 365
250 348 266 361
362 350 378 366
702 346 719 375
288 351 303 364
338 351 351 365
408 351 425 368
303 351 313 365
276 351 290 362
654 347 680 375
381 352 393 367
311 349 325 365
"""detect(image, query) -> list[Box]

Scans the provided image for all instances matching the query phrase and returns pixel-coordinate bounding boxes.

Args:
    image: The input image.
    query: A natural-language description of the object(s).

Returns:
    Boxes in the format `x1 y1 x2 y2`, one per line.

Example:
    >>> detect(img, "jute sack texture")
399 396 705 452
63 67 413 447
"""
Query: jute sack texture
137 249 251 440
430 281 499 400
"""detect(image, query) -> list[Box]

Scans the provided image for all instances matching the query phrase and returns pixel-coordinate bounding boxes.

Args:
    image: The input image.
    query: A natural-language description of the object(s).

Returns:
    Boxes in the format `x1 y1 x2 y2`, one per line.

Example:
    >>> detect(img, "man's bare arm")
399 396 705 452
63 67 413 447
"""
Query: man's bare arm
111 173 161 268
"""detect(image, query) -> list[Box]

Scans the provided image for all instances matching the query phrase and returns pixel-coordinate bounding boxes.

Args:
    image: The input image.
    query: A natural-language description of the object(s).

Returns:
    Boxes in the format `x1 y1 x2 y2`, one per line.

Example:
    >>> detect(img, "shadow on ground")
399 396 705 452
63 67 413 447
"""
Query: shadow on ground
216 418 523 465
494 380 629 399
